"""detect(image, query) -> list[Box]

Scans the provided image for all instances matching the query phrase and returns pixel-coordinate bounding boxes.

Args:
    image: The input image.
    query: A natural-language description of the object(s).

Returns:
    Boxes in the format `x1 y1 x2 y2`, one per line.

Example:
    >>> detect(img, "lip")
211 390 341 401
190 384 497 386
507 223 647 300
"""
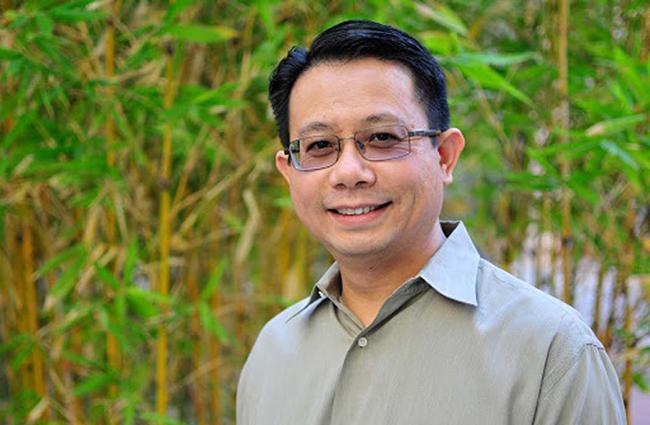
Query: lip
327 201 391 225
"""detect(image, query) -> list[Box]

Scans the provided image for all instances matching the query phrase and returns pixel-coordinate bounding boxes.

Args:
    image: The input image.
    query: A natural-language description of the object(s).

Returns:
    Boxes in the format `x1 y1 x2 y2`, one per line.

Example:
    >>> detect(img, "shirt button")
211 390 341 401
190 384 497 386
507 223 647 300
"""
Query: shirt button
357 337 368 348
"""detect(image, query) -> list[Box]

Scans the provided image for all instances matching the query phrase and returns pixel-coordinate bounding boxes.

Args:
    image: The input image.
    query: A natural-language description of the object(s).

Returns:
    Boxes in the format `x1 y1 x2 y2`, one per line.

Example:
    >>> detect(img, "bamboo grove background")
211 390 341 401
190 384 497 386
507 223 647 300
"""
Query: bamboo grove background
0 0 648 424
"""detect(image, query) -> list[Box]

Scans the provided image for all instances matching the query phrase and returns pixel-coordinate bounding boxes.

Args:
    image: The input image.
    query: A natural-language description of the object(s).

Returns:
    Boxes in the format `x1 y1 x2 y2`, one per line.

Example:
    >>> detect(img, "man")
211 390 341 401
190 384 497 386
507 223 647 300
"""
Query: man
237 20 626 425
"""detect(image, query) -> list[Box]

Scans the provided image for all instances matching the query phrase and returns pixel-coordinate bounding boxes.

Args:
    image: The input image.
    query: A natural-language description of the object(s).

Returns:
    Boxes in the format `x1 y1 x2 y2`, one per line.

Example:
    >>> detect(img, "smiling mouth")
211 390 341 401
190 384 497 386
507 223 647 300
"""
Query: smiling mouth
330 202 391 216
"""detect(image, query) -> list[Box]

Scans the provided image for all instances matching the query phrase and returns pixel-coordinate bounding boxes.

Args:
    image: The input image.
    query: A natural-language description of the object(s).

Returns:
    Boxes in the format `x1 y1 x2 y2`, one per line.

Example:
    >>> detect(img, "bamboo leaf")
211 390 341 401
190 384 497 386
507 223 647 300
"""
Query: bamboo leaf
36 243 85 277
200 259 227 302
453 52 540 67
140 412 186 425
415 3 468 35
198 302 231 344
600 140 639 169
273 196 293 209
94 263 121 291
124 238 139 284
126 287 162 318
585 114 646 137
74 372 114 396
0 47 22 60
10 340 34 371
46 253 87 307
456 62 532 105
163 24 238 44
62 351 104 369
633 371 649 392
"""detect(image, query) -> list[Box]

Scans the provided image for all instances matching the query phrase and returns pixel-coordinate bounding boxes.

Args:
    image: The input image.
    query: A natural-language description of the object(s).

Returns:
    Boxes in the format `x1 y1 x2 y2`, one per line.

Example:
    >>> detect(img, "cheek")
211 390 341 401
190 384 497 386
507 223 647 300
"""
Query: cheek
289 183 319 218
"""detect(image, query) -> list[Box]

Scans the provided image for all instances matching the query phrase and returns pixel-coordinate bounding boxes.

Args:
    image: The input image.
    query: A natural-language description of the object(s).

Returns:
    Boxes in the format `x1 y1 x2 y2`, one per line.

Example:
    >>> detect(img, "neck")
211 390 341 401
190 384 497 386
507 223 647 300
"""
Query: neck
335 221 447 327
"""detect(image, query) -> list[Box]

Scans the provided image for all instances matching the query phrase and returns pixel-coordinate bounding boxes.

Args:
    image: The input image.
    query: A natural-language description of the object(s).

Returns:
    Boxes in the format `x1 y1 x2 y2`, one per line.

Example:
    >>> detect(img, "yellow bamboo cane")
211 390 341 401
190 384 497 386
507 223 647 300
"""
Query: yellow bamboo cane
22 213 45 400
186 243 207 425
156 36 175 420
2 216 20 395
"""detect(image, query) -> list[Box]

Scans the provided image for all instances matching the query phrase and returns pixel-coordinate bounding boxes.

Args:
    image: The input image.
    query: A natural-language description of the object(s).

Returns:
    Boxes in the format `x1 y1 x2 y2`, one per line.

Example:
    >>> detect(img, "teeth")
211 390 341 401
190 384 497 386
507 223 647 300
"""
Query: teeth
336 205 378 215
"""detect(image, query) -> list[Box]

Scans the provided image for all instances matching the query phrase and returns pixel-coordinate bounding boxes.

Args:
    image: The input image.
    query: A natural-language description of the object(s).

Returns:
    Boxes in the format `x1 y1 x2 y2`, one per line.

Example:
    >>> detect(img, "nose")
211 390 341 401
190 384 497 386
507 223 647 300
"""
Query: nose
328 138 377 189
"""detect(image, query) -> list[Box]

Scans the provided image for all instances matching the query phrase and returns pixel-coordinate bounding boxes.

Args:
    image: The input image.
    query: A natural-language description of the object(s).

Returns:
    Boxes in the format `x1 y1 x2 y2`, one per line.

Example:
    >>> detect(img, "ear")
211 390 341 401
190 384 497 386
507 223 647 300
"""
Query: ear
436 128 465 185
275 150 293 183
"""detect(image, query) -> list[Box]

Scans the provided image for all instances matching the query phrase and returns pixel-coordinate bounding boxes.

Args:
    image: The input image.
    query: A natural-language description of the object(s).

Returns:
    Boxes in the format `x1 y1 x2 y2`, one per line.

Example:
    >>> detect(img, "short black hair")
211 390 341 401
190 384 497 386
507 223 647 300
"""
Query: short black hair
268 20 450 148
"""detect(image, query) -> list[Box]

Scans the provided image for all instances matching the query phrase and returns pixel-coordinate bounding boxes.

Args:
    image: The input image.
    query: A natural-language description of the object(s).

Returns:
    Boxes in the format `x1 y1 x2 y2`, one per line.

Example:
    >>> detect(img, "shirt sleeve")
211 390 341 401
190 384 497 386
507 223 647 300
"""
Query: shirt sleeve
532 342 627 425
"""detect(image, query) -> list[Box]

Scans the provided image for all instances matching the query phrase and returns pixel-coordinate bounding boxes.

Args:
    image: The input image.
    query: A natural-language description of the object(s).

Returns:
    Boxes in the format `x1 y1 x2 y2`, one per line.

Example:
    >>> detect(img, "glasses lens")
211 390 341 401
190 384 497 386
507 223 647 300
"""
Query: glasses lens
291 135 339 170
356 126 410 161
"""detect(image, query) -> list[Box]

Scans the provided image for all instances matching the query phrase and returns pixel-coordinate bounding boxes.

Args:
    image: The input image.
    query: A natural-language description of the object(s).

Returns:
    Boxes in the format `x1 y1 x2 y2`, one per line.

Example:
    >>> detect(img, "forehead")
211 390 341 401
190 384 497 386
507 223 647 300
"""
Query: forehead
288 58 426 135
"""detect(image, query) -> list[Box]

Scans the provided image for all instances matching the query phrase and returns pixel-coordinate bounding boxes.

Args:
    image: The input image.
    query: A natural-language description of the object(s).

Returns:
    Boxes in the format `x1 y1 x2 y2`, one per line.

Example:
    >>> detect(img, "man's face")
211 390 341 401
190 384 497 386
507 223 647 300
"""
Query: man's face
276 58 463 263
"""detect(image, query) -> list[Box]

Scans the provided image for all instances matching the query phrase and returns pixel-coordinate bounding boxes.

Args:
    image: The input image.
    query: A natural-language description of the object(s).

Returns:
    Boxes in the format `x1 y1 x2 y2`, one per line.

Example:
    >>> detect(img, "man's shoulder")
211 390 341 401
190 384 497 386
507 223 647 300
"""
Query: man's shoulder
249 296 319 351
476 258 602 349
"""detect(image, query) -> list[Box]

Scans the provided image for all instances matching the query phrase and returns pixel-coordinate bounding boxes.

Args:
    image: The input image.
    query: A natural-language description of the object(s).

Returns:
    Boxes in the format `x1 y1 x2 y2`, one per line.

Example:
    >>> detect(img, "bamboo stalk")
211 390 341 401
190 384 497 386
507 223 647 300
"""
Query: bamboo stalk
621 207 636 425
592 259 606 336
1 0 11 14
557 0 572 305
209 214 222 424
22 213 45 400
156 36 176 420
1 215 18 398
642 6 650 62
105 3 122 423
186 243 207 425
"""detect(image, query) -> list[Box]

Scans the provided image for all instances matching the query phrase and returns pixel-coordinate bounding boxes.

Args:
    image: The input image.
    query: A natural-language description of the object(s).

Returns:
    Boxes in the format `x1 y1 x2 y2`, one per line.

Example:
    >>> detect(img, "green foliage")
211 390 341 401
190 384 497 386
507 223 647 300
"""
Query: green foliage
0 0 647 423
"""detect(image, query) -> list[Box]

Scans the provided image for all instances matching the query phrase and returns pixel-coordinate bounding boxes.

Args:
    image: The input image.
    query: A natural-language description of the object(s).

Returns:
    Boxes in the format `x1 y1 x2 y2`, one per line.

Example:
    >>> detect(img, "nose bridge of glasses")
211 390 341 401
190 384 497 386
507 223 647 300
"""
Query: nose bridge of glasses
336 134 367 157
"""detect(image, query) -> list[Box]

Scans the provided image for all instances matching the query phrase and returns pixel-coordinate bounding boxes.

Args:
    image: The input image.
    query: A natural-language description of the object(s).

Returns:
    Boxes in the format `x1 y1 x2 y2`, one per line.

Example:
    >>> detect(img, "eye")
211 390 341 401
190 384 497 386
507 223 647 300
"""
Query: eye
367 131 402 146
303 138 336 157
306 139 333 150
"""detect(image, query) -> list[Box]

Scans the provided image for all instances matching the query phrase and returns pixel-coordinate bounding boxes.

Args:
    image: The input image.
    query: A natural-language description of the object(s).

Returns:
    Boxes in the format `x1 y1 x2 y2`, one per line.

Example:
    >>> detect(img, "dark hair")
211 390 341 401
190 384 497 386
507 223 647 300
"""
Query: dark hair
268 20 450 148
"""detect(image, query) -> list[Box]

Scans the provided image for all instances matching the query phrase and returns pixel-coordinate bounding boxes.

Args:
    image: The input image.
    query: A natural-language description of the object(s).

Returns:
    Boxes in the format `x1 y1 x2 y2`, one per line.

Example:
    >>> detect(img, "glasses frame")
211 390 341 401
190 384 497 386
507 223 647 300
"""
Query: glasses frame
284 126 442 172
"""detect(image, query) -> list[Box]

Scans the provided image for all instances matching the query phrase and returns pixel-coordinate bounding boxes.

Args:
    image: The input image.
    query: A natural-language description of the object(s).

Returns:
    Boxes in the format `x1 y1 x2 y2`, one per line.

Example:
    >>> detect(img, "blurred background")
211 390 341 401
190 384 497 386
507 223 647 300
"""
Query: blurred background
0 0 648 424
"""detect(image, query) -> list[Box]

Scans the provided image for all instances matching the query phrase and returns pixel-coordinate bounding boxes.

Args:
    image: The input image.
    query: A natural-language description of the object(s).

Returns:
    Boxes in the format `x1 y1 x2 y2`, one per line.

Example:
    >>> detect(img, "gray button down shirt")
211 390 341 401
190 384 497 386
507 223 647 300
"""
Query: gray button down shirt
237 222 626 425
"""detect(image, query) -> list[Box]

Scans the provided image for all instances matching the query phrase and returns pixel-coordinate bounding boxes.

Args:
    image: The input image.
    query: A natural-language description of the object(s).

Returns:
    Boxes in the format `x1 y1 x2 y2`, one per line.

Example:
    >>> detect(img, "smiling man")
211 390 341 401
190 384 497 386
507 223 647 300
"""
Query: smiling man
237 20 625 425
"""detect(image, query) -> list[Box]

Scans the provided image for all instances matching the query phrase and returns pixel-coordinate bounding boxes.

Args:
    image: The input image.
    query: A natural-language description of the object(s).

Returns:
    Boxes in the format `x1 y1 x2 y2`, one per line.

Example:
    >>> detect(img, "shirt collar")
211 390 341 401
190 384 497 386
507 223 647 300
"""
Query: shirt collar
418 221 479 307
287 221 479 322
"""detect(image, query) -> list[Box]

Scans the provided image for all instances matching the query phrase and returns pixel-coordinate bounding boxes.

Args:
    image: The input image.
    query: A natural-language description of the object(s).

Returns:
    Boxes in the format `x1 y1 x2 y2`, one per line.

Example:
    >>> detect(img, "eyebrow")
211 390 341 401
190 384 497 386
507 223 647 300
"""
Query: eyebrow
296 122 334 136
363 113 404 125
296 113 406 137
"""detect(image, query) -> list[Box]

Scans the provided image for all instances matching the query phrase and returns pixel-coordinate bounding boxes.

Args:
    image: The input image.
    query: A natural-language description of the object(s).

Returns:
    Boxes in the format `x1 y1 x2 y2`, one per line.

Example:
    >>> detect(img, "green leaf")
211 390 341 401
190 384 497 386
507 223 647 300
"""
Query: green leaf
0 333 30 356
126 287 162 318
585 114 646 137
198 302 231 344
139 412 186 425
37 243 85 277
0 47 22 60
74 372 114 396
600 140 639 170
47 253 87 303
164 24 238 44
124 238 139 284
62 351 104 369
94 263 121 291
416 3 468 35
457 62 532 105
453 52 539 67
164 0 195 23
200 259 227 302
273 196 293 210
633 371 649 392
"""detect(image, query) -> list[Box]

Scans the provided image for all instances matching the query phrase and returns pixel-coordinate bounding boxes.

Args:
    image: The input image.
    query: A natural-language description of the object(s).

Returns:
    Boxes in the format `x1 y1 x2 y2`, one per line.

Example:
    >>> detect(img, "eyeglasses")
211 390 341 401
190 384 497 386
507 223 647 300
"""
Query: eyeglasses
285 125 441 171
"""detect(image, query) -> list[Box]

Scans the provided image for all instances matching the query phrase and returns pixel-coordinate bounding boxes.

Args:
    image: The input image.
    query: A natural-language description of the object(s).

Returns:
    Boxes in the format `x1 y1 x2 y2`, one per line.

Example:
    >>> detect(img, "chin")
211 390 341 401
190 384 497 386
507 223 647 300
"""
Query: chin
325 239 393 260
